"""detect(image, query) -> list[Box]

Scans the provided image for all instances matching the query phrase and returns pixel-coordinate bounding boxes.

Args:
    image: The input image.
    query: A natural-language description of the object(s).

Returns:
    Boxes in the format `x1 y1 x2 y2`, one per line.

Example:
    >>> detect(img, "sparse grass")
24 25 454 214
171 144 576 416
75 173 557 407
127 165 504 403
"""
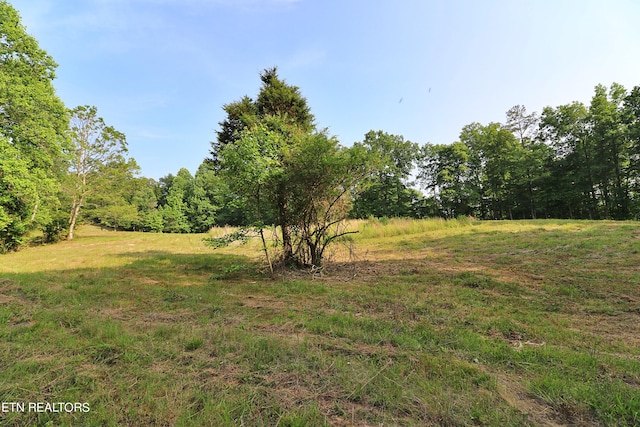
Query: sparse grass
0 221 639 425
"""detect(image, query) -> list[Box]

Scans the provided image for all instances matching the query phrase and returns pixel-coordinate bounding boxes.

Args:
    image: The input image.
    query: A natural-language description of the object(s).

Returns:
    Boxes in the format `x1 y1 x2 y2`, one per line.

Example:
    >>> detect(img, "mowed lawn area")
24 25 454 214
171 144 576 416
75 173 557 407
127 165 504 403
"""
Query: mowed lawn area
1 219 639 426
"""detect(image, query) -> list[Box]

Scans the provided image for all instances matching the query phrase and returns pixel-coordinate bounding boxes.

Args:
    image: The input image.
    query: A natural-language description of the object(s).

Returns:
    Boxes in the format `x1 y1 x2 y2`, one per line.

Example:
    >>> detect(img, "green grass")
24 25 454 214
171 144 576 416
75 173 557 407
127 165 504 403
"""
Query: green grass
0 221 639 426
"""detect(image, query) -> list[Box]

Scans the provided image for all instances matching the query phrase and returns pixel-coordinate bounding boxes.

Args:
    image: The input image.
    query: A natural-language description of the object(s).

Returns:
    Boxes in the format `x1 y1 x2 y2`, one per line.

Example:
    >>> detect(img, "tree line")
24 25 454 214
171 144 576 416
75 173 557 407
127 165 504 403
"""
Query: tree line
2 0 640 259
421 86 640 221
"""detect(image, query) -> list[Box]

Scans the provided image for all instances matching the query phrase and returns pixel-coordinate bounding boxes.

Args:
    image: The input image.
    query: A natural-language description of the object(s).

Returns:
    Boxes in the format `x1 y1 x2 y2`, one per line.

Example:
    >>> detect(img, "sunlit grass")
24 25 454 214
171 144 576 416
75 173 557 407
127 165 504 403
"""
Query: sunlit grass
1 219 639 425
352 215 479 240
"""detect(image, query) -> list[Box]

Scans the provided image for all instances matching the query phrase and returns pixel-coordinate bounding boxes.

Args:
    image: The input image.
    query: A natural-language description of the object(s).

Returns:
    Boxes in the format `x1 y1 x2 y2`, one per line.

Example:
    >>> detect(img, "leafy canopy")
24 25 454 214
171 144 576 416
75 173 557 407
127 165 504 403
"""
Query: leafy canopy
208 68 375 268
0 1 68 250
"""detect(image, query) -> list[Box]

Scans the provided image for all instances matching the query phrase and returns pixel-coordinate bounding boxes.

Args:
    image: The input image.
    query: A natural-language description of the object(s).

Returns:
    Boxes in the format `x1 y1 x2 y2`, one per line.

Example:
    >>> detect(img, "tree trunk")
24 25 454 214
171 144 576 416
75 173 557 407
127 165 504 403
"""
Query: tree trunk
602 187 611 219
278 191 294 264
68 172 87 241
67 197 83 240
309 241 320 268
528 179 537 219
281 222 294 264
256 185 274 275
30 201 39 222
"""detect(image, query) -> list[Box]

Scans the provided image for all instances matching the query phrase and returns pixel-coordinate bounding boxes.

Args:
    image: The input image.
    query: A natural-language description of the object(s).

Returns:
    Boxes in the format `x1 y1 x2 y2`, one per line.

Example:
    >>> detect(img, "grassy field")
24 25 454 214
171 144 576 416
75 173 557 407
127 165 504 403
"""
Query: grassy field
0 218 639 426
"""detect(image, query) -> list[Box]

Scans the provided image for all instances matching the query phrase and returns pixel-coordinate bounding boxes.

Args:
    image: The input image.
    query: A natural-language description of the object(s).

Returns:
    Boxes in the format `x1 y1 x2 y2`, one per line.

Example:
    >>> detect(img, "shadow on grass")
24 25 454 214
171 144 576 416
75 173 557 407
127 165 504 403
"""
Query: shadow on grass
0 251 257 311
1 223 640 426
114 250 259 277
0 250 262 427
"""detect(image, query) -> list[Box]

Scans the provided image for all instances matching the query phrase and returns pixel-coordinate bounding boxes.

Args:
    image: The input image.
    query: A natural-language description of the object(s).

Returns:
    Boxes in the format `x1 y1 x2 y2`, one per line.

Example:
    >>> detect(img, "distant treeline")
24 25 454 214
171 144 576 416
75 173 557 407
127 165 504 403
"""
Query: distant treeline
420 85 640 221
2 1 640 254
85 79 640 234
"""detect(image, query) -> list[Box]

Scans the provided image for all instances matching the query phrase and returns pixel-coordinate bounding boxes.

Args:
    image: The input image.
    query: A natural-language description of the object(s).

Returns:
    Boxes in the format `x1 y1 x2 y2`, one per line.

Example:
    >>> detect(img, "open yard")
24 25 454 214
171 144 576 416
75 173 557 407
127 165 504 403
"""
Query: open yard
0 218 639 426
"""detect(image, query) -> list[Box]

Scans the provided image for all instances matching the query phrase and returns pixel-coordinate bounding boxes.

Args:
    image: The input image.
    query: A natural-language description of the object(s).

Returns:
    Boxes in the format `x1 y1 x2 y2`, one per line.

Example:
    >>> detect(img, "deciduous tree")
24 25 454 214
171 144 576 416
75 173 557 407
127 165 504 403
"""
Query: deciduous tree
538 102 598 218
418 142 479 218
210 69 374 268
351 130 419 218
0 1 68 249
588 83 630 218
67 105 127 239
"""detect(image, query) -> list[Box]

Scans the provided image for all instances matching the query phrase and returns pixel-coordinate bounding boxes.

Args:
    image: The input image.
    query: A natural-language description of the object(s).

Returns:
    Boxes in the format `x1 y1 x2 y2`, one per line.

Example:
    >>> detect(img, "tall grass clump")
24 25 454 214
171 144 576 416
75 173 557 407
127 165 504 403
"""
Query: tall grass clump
355 216 478 239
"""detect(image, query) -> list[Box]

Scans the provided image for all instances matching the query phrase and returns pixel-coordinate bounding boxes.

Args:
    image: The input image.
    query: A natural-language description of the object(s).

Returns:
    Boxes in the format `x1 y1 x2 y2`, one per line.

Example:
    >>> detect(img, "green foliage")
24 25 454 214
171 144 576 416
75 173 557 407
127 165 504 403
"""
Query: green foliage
80 161 222 236
214 69 374 267
218 120 374 267
459 122 525 219
142 209 164 232
535 83 640 219
66 105 128 239
415 83 640 221
351 130 422 219
155 166 219 233
588 83 630 219
256 67 314 131
285 131 374 266
217 121 285 224
157 168 193 233
187 164 219 232
0 2 69 250
0 137 36 251
0 2 69 164
42 214 69 243
211 66 314 166
83 158 149 231
210 95 258 165
418 141 480 218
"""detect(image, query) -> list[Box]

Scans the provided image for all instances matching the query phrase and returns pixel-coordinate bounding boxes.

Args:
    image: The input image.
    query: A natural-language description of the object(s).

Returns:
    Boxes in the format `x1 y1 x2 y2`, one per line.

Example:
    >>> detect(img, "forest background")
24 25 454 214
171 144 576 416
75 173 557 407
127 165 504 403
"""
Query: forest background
2 0 640 255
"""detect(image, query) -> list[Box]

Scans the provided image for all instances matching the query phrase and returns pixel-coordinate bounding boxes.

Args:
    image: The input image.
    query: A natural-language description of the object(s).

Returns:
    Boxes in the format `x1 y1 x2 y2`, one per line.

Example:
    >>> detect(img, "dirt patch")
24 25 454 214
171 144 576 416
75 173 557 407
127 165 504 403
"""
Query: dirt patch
0 279 29 305
139 277 161 285
567 313 640 355
0 294 23 305
314 339 399 359
198 363 244 387
491 370 568 427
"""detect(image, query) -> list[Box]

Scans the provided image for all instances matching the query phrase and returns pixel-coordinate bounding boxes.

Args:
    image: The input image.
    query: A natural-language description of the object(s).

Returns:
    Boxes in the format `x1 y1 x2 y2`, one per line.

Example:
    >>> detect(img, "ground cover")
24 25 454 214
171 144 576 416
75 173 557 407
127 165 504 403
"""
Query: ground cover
0 219 639 426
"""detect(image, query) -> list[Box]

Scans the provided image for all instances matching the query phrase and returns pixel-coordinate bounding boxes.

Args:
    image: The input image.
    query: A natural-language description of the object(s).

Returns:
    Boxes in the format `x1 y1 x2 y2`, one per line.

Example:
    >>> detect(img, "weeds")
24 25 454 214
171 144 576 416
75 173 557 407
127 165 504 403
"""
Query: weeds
0 221 639 425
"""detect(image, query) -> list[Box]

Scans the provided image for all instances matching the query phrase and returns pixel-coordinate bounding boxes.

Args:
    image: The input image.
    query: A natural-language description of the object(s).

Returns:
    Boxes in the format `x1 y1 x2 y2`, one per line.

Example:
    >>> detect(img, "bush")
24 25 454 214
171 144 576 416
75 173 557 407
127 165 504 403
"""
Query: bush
0 220 26 253
43 217 69 243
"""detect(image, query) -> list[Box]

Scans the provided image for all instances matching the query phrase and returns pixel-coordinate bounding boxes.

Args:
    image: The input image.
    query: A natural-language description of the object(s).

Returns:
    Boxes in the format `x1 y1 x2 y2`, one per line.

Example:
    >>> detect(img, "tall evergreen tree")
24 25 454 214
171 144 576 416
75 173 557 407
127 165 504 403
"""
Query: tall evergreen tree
211 68 315 263
210 66 314 166
212 69 374 267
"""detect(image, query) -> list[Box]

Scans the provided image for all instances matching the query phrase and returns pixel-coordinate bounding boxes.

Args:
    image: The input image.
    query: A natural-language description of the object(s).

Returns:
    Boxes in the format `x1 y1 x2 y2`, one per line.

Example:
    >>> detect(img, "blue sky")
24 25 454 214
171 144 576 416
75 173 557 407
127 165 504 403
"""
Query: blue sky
11 0 640 179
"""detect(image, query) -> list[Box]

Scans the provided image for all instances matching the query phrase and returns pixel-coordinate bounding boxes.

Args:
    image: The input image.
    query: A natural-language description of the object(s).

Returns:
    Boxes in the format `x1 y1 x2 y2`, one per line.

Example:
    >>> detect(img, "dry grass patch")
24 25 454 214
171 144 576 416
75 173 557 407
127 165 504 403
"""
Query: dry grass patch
1 220 639 425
